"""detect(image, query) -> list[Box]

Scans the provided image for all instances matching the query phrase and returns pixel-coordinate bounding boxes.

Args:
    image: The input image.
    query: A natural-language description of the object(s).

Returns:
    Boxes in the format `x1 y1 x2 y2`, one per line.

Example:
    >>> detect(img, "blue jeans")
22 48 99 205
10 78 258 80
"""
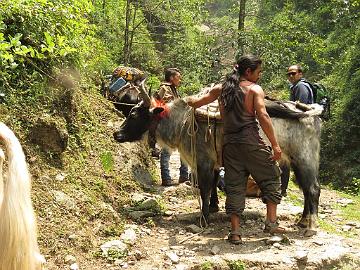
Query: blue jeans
160 148 188 181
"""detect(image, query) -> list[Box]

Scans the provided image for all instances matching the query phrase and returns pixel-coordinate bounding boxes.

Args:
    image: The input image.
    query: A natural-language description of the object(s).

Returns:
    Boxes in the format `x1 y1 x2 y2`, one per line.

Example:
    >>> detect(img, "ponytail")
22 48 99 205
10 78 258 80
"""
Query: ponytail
220 54 262 111
220 70 242 111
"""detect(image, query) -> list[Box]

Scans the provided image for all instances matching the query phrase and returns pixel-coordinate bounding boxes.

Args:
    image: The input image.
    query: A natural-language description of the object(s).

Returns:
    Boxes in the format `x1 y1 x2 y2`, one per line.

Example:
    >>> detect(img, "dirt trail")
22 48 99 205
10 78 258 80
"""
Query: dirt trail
111 151 360 270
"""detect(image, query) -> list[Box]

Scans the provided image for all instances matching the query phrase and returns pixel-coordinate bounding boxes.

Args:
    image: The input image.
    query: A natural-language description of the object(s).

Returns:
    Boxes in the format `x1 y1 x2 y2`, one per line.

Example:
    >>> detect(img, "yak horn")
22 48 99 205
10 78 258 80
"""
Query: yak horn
137 79 151 107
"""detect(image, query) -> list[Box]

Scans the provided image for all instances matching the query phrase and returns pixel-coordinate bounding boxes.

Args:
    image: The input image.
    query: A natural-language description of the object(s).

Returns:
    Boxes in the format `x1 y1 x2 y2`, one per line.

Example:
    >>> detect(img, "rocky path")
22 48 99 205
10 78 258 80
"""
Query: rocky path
100 151 360 270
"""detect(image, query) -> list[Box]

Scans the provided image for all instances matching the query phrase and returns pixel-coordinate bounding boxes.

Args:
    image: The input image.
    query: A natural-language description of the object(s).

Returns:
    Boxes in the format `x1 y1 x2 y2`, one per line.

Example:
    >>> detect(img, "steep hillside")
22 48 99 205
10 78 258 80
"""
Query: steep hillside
1 79 360 270
0 80 158 269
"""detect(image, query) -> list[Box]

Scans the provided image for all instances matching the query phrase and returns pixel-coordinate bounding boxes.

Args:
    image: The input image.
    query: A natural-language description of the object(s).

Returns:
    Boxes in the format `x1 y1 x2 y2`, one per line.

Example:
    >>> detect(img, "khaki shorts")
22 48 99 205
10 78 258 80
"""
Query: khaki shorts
223 143 282 216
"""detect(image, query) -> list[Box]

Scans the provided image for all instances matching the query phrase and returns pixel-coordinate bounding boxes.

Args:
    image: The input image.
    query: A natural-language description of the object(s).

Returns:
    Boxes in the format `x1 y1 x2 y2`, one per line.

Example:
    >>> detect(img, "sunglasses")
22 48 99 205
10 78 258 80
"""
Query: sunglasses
287 72 298 76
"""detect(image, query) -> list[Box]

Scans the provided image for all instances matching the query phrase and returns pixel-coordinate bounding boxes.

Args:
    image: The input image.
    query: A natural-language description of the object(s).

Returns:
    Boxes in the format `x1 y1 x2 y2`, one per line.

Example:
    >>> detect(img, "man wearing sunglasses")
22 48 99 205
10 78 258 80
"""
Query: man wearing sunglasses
287 65 314 104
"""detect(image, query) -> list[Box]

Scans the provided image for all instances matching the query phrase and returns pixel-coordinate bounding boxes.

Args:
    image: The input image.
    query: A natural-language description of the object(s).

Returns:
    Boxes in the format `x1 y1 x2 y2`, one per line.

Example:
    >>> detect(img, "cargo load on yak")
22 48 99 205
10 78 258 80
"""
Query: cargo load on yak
101 66 147 117
107 66 146 96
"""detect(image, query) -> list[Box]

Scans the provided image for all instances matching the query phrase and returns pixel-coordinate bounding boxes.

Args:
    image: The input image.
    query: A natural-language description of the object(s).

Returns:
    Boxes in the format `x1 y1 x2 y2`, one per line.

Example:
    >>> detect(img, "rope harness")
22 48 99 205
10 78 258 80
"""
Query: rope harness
181 107 211 227
205 106 211 142
158 99 221 228
111 101 137 106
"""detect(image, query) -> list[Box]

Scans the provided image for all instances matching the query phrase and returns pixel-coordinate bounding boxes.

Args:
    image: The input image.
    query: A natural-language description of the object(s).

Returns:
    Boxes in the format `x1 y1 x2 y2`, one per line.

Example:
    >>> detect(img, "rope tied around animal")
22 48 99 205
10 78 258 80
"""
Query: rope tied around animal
111 101 137 106
205 105 211 142
182 107 208 227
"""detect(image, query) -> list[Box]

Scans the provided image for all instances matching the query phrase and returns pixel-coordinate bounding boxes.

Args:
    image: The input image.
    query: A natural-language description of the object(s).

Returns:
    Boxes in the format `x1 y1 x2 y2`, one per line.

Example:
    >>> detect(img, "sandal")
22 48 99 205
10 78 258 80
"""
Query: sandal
264 220 287 235
227 230 242 245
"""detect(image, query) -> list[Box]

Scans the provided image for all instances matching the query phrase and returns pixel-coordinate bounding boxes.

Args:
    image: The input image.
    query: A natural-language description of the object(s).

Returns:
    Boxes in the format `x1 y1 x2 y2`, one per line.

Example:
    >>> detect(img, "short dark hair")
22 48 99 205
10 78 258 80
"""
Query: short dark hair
290 64 303 73
164 68 180 82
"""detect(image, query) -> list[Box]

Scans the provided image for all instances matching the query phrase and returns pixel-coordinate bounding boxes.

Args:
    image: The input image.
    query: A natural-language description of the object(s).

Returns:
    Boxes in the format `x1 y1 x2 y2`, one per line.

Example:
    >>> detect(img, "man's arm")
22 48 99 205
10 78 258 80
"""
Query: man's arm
157 85 175 103
157 85 166 100
253 87 282 161
187 84 222 108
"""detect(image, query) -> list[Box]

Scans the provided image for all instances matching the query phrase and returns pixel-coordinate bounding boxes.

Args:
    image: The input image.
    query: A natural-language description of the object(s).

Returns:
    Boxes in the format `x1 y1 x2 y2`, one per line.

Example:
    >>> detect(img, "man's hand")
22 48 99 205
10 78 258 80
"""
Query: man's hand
185 96 197 107
271 144 282 161
185 84 222 109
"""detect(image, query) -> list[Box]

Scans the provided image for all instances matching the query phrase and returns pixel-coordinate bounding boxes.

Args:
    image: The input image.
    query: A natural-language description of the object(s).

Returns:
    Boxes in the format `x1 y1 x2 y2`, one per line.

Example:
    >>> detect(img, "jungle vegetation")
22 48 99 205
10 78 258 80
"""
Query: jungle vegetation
1 0 359 193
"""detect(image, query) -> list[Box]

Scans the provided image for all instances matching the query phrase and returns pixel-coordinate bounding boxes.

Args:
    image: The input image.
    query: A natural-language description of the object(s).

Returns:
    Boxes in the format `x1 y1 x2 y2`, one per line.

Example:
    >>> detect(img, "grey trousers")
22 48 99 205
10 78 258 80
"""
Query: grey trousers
223 143 282 217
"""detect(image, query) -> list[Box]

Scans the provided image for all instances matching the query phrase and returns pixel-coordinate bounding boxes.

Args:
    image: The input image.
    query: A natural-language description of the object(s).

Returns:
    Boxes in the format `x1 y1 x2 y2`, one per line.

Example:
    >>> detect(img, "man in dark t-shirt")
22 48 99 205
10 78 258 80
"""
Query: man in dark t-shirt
282 64 314 197
287 65 314 104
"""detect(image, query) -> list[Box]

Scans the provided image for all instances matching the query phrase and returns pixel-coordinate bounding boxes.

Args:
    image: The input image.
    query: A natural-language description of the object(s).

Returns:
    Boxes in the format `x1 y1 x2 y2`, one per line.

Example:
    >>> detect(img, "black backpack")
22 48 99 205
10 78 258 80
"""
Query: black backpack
303 80 331 120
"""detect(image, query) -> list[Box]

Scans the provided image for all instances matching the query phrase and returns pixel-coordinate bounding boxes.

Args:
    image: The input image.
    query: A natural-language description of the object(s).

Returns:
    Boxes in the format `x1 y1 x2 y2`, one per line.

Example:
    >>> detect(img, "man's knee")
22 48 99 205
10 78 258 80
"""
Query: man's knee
257 177 282 205
225 201 245 217
225 185 246 216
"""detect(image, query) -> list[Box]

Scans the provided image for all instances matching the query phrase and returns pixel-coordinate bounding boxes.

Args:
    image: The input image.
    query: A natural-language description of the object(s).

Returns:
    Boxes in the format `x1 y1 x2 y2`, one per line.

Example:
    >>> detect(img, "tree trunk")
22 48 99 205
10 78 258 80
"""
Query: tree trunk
128 2 138 59
123 0 132 65
238 0 246 54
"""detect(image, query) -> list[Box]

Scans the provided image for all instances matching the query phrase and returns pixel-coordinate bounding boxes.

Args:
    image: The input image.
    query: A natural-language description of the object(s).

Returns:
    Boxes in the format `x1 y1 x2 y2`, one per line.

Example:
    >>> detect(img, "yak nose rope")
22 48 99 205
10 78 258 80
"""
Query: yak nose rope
182 107 207 228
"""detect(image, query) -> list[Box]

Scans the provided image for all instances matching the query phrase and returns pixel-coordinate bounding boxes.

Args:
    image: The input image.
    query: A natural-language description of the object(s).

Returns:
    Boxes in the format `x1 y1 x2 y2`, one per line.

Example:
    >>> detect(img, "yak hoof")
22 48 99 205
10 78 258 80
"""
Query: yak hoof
209 205 220 213
297 214 318 229
296 216 309 228
199 215 209 228
304 229 317 237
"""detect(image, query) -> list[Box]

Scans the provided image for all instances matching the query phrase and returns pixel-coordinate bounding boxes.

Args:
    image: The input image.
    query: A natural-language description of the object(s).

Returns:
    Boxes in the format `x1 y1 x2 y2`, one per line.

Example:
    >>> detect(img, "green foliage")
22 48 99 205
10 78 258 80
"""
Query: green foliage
146 74 161 93
104 246 127 261
320 20 360 191
136 0 218 93
0 0 95 107
101 224 124 237
100 151 114 173
227 260 246 270
244 1 329 95
200 261 213 270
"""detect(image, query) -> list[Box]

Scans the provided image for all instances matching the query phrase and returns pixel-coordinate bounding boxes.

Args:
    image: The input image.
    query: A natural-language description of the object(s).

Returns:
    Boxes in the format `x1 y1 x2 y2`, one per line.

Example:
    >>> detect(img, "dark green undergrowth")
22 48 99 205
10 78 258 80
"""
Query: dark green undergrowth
319 22 360 193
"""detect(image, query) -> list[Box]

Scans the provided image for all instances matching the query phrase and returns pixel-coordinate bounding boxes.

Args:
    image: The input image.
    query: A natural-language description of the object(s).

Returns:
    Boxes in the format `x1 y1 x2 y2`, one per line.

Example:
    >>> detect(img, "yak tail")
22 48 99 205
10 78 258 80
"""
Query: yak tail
0 123 41 270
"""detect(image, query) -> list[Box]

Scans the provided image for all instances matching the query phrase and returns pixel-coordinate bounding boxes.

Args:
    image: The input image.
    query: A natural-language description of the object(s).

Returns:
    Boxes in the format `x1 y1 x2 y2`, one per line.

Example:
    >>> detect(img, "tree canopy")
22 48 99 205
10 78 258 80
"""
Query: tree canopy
0 0 359 192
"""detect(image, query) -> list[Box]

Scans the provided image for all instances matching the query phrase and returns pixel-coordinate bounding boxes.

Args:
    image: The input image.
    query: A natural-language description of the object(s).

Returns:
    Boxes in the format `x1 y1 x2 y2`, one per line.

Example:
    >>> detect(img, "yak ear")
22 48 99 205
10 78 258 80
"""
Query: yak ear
151 107 164 115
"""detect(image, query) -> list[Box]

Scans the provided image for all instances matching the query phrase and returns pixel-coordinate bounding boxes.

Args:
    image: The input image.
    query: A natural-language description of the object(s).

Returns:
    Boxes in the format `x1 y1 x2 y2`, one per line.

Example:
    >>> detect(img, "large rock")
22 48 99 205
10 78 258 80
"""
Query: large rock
100 240 128 258
53 190 78 210
120 228 137 245
138 198 161 211
29 116 68 154
128 210 155 220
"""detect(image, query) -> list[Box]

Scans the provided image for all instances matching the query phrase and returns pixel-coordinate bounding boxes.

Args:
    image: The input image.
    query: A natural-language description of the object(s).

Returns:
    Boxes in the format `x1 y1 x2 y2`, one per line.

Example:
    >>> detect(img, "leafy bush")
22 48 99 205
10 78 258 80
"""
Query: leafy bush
320 24 360 191
100 151 114 173
0 0 93 106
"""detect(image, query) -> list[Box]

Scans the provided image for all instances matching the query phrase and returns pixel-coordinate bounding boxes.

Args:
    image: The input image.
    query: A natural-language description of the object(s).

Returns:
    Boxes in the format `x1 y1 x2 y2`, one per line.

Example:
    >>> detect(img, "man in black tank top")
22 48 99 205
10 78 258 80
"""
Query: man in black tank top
188 55 286 244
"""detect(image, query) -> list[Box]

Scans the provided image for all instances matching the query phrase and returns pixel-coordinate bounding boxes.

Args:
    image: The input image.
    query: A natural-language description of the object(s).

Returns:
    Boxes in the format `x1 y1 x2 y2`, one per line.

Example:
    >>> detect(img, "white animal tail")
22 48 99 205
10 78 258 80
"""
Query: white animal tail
0 123 41 270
